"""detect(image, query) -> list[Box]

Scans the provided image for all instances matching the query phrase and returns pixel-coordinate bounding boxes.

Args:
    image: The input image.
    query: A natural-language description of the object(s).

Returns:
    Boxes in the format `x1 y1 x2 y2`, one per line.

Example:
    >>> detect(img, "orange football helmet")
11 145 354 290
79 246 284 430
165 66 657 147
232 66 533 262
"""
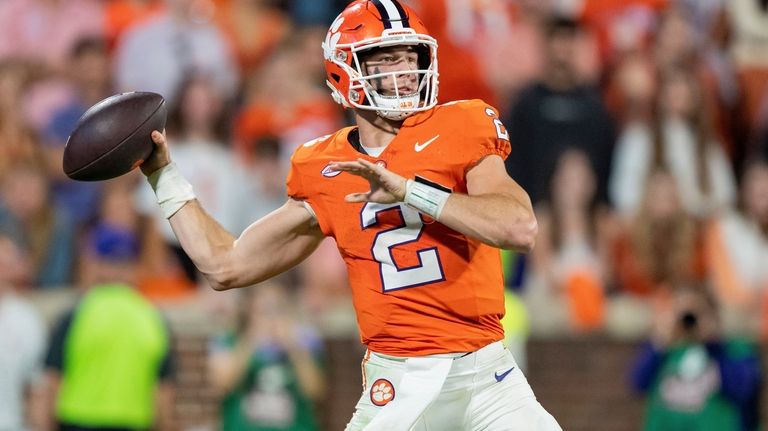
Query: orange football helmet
322 0 439 120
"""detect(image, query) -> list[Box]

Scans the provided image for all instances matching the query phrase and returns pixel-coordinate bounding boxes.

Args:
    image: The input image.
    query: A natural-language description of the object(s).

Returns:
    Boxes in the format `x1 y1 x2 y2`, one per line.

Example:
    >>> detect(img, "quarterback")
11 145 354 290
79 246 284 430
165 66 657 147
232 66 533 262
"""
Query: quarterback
141 0 561 429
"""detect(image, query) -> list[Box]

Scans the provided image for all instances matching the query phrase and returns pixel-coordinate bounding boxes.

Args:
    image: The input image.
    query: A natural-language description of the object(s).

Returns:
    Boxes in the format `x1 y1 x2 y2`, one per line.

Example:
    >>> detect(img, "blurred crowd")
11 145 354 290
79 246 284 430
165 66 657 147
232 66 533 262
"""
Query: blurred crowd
0 0 767 430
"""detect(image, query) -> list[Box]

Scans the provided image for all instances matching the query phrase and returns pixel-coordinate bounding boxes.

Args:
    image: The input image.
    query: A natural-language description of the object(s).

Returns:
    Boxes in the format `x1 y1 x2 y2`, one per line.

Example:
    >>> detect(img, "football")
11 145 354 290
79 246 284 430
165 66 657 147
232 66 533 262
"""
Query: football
63 92 167 181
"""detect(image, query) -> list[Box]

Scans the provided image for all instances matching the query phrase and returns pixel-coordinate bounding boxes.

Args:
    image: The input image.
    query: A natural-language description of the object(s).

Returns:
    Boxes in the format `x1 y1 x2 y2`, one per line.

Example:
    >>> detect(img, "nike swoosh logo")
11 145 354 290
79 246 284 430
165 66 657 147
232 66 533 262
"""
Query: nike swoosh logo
414 135 440 152
494 367 515 383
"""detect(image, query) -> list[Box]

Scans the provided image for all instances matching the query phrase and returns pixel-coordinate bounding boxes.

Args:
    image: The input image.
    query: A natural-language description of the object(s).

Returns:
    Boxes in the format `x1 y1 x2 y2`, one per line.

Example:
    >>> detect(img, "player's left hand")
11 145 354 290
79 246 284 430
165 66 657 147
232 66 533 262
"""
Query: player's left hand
328 158 407 204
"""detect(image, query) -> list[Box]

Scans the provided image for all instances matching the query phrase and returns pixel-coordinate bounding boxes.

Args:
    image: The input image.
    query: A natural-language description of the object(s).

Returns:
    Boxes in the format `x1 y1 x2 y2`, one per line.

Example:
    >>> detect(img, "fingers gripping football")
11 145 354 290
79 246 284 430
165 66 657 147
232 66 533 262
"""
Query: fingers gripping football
328 158 408 204
140 130 172 176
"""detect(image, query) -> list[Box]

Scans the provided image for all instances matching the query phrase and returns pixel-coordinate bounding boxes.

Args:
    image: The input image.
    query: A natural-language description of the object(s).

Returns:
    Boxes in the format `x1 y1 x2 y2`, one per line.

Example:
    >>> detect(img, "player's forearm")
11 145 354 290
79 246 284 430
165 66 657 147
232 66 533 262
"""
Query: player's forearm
168 200 240 289
169 199 324 290
438 192 538 252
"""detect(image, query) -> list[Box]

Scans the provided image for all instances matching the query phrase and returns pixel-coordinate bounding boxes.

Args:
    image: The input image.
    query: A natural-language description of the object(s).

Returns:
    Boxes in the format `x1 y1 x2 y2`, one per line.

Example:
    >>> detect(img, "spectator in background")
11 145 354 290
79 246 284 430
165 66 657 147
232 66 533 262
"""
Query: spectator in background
244 136 292 219
652 5 737 156
613 169 706 297
409 0 500 107
0 163 75 288
653 5 700 72
104 0 164 50
42 37 113 228
478 0 549 106
504 16 615 205
114 0 238 104
610 67 736 218
0 234 46 431
298 236 356 337
96 174 188 300
214 0 291 75
136 72 257 284
579 0 668 63
209 281 324 431
705 155 768 334
525 149 614 334
0 0 104 71
684 1 741 161
0 60 45 175
44 222 175 431
605 49 657 125
727 0 768 71
630 285 761 431
234 38 344 168
290 0 345 27
727 0 768 136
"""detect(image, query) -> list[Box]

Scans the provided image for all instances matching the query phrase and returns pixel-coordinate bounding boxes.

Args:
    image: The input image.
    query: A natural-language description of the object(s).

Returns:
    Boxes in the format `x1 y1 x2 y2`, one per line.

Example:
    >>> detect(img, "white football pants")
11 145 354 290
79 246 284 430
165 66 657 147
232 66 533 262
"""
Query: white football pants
345 341 563 431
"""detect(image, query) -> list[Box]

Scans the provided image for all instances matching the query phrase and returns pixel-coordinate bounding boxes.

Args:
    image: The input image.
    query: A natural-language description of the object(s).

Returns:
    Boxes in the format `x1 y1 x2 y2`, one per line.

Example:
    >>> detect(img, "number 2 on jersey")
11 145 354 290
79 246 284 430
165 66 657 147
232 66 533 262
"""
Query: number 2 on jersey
485 107 509 141
361 202 445 291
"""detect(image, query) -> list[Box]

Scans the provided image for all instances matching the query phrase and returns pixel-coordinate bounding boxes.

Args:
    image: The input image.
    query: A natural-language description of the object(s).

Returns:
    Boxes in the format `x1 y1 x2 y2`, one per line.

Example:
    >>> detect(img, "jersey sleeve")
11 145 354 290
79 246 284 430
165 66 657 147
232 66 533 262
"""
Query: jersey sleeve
286 154 308 201
461 101 512 170
286 150 334 236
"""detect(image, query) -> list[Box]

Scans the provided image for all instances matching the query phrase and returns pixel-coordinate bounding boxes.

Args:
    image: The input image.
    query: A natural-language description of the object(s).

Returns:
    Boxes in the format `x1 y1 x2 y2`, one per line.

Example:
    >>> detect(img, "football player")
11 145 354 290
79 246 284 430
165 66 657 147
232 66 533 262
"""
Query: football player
141 1 561 429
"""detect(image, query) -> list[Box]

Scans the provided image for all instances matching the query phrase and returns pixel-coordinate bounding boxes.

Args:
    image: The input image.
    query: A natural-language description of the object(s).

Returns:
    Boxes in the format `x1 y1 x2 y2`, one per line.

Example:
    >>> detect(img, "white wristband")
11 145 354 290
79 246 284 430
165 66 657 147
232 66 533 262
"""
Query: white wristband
147 162 196 219
404 179 450 220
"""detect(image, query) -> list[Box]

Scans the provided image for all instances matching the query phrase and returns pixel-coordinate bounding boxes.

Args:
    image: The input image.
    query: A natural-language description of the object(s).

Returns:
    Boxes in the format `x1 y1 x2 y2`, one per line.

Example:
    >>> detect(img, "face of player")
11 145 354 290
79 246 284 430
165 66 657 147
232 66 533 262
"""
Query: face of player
362 46 420 97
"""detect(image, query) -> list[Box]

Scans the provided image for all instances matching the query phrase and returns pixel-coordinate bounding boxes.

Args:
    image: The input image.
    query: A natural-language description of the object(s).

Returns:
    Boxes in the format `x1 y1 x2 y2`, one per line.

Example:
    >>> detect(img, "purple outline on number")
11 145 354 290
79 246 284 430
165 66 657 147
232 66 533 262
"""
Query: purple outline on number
360 202 446 292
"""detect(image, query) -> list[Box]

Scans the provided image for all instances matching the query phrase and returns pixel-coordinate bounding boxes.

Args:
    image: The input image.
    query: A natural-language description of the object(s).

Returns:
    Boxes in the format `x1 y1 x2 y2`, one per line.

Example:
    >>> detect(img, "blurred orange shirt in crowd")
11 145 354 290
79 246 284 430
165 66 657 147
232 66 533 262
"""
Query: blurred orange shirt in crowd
580 0 669 60
409 0 498 107
612 227 707 297
104 0 165 50
234 95 342 162
214 0 291 74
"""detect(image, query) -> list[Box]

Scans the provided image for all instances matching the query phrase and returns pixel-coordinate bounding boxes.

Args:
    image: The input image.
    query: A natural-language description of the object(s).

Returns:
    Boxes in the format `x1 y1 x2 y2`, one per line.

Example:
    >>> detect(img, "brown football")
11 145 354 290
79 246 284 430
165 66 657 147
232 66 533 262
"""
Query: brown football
63 92 166 181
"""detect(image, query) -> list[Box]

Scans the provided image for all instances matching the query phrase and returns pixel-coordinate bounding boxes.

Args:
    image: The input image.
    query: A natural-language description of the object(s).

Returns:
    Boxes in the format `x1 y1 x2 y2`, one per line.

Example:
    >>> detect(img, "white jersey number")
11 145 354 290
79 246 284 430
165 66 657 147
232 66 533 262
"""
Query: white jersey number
361 202 445 291
485 107 509 141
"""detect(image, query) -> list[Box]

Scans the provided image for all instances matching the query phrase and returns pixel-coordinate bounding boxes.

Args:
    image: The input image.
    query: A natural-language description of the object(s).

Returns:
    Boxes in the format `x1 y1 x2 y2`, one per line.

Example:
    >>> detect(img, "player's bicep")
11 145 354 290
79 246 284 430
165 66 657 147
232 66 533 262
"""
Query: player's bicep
466 154 524 197
226 199 325 288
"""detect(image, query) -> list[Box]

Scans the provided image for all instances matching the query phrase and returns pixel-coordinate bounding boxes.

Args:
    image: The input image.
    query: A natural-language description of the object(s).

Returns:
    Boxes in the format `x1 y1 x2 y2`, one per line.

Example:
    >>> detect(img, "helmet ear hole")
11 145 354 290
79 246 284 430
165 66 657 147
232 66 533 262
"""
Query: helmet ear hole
331 73 341 83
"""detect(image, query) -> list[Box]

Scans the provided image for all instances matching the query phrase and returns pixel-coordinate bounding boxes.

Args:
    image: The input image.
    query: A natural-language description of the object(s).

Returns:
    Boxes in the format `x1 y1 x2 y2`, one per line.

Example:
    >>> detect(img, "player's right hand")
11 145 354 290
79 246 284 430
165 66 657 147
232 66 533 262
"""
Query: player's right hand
140 130 172 176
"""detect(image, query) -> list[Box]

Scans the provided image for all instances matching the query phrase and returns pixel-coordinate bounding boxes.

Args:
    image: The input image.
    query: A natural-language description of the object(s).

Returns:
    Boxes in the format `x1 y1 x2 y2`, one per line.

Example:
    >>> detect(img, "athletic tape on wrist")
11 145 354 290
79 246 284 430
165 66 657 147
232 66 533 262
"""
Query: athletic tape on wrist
404 178 450 220
147 162 196 219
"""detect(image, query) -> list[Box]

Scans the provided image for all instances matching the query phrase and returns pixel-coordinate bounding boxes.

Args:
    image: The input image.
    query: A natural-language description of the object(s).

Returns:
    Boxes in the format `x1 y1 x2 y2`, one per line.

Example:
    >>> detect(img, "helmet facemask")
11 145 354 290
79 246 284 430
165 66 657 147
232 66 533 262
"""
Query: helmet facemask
324 28 439 121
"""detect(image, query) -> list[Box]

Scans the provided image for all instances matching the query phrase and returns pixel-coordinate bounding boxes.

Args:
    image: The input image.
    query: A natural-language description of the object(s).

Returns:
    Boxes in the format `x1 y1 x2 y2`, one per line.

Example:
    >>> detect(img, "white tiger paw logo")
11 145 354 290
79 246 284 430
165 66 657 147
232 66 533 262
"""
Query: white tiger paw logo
370 378 395 406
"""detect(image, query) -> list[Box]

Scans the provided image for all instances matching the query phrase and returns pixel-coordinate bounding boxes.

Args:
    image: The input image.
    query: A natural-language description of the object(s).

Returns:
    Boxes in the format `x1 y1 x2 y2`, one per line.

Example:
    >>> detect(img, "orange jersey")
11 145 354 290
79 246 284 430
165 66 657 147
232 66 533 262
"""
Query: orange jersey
287 100 511 355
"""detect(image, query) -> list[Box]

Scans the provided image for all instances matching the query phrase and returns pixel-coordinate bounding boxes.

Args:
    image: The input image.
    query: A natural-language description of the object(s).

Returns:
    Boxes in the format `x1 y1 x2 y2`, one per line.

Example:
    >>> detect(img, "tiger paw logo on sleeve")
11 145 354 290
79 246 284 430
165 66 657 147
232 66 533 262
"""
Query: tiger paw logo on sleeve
370 378 395 406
